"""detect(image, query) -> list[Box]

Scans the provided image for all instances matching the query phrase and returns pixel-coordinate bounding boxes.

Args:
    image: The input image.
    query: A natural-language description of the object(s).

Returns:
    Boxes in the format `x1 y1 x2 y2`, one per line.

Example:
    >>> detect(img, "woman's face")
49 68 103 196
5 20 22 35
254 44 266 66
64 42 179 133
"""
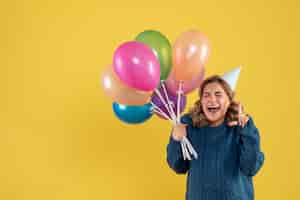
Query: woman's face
201 82 230 126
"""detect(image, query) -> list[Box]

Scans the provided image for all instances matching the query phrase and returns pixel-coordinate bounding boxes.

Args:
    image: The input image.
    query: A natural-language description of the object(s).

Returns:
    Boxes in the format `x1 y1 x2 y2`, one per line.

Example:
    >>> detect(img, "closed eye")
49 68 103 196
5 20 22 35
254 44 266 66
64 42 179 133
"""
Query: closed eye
215 91 222 96
203 92 210 97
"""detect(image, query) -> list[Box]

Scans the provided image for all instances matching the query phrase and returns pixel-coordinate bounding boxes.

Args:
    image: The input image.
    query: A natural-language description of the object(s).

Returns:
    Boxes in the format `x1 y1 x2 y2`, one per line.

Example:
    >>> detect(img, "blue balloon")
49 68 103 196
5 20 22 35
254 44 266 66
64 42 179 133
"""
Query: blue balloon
112 102 153 124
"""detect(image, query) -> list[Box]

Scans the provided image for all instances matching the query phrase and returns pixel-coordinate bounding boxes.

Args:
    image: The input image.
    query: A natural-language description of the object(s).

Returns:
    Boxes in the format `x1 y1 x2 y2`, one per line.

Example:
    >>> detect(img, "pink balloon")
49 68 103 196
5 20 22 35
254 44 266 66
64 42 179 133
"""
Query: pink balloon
113 41 160 91
166 67 205 95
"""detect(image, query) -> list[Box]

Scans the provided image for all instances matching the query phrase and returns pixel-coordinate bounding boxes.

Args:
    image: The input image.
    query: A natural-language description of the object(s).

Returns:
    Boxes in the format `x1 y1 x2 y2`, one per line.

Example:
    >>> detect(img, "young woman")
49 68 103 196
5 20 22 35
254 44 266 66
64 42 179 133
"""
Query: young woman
167 75 265 200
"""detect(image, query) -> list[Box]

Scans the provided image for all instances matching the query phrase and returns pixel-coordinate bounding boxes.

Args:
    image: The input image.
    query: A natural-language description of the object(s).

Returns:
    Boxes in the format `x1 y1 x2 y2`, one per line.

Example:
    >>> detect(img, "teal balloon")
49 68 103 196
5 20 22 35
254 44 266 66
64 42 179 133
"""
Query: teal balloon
135 30 172 80
112 102 153 124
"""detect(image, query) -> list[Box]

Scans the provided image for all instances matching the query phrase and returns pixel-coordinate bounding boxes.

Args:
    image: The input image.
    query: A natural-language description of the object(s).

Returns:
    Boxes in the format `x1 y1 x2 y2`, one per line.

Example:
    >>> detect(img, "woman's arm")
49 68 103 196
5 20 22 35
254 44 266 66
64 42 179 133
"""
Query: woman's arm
238 116 265 176
166 131 190 174
166 115 191 174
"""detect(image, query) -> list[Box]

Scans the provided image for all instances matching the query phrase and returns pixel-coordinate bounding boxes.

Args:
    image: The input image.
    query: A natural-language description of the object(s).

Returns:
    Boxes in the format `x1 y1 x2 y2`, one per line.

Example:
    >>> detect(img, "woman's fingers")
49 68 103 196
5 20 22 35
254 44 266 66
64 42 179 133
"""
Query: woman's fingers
243 115 249 127
238 102 242 115
228 121 238 127
172 123 187 141
237 102 247 127
227 101 249 128
228 116 248 128
240 117 245 127
240 114 249 128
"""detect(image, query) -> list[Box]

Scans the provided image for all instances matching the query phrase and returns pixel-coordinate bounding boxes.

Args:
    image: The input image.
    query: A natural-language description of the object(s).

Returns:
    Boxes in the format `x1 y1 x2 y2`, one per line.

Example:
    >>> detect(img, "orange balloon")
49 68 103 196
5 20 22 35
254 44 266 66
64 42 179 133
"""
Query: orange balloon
101 67 152 105
173 30 210 81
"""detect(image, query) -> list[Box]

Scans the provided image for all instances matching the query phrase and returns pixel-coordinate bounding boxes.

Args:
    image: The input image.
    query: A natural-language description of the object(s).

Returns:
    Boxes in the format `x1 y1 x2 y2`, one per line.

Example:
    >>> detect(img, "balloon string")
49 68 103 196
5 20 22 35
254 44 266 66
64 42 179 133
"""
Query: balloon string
181 139 192 160
183 136 198 159
181 140 187 160
155 82 197 160
176 81 198 160
176 81 183 123
161 81 177 122
180 141 187 160
151 101 174 123
152 109 172 122
182 140 192 160
154 88 176 124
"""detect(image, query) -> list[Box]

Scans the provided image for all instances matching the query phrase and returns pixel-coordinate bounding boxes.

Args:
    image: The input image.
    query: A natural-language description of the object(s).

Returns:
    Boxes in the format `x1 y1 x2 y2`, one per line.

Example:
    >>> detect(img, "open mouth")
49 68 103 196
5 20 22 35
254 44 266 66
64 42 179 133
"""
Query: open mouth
207 105 221 113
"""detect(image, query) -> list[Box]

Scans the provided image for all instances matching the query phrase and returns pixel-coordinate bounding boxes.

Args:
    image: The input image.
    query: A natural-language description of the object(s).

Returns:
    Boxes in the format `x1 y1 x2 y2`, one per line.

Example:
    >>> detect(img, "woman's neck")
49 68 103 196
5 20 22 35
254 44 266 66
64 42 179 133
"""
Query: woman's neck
208 117 225 127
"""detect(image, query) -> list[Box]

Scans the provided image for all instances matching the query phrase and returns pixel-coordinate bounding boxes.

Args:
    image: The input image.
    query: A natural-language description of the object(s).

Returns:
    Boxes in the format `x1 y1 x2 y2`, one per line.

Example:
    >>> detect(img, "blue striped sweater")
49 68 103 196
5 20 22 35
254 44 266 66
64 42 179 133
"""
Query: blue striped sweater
166 115 265 200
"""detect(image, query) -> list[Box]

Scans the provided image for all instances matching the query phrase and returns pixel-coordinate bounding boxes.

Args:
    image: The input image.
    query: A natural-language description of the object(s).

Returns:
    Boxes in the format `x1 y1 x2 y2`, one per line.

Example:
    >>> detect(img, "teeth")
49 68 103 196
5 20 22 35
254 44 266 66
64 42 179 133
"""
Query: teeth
207 107 220 113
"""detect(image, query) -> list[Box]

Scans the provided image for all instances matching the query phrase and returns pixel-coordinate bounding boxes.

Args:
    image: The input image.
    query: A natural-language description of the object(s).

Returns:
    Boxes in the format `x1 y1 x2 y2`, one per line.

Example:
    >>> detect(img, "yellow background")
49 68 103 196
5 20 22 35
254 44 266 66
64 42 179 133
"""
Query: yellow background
1 0 299 199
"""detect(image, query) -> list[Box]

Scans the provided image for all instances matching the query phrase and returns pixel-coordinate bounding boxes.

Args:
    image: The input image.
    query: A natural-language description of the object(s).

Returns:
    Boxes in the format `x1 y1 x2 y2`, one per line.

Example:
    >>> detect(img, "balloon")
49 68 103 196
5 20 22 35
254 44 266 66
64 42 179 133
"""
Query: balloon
112 102 153 124
113 41 160 91
101 66 152 105
135 30 172 80
166 67 205 95
151 86 186 120
172 30 210 81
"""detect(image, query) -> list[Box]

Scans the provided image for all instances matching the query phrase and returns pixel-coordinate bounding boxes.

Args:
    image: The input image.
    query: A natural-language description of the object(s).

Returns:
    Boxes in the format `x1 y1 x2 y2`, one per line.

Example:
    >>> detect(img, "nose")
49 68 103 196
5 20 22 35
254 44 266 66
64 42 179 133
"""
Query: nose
208 95 217 102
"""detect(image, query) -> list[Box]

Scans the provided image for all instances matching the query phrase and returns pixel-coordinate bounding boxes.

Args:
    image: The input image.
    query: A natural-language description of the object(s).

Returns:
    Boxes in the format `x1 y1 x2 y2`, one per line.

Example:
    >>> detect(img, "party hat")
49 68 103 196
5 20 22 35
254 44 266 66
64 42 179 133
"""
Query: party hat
221 66 241 91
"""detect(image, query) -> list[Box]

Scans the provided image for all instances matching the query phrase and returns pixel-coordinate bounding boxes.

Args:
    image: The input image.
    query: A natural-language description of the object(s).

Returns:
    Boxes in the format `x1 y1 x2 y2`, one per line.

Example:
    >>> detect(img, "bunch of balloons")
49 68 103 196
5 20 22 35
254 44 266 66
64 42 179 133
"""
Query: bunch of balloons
101 30 210 160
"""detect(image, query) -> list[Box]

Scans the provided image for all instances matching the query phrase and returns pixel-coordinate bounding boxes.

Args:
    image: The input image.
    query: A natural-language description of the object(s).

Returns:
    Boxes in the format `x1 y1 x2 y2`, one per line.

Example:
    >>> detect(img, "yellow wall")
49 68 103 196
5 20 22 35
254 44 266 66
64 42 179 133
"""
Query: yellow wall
1 0 299 199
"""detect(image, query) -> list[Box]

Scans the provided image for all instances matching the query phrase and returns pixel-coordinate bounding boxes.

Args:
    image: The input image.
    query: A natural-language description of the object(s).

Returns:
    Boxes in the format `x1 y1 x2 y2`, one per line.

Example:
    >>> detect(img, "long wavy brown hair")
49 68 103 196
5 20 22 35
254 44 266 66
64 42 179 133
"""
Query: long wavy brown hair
188 75 242 128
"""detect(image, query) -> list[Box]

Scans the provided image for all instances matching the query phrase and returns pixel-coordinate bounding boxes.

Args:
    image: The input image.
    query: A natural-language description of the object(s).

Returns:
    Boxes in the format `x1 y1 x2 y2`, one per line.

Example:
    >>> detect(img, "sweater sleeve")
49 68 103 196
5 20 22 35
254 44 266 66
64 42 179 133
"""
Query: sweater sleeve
238 116 265 177
166 132 190 174
166 115 191 174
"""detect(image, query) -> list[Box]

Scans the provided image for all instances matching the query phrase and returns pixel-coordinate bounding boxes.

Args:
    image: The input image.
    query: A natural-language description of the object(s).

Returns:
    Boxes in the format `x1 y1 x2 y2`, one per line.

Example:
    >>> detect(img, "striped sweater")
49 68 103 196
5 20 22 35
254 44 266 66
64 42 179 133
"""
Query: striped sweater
166 115 265 200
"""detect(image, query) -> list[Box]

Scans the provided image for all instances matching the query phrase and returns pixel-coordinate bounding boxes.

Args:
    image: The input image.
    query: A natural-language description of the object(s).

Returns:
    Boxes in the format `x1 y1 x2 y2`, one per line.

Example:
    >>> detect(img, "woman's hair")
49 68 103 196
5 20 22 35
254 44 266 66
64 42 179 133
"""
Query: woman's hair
188 75 242 128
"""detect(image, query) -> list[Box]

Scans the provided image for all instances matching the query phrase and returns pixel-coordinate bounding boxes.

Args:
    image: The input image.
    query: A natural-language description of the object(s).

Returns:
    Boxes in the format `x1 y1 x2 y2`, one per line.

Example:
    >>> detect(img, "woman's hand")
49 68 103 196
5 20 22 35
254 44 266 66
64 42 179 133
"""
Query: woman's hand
228 102 249 128
172 123 187 141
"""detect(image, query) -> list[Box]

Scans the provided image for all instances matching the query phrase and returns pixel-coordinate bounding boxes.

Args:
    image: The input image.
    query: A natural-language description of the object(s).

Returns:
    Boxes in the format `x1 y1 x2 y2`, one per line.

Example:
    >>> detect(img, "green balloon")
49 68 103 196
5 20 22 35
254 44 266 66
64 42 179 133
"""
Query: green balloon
135 30 172 80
